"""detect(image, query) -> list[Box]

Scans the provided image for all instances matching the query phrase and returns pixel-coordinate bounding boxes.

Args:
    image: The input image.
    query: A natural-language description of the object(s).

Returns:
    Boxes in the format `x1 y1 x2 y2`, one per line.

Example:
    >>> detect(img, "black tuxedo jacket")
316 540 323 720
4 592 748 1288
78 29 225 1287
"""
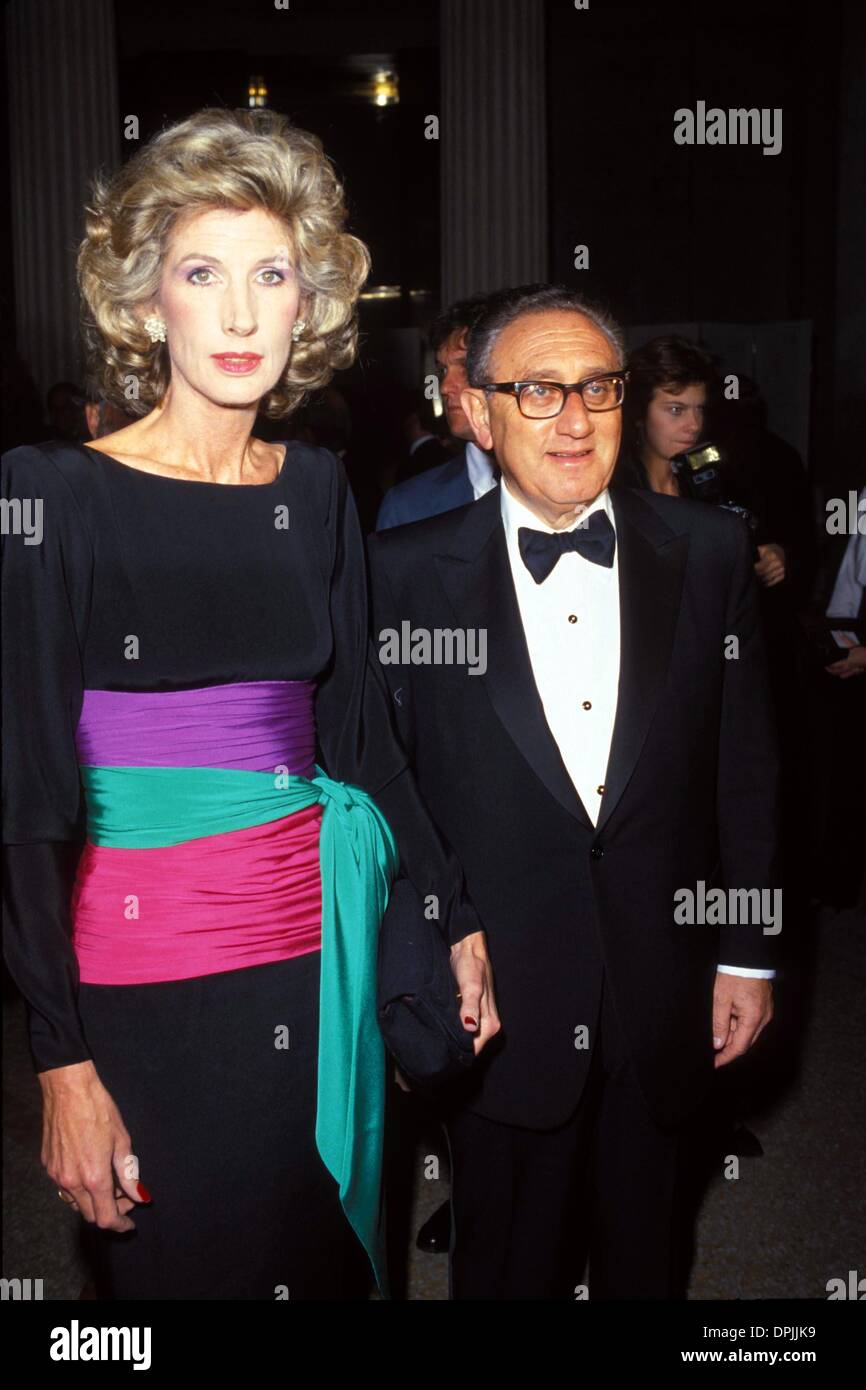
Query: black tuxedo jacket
367 483 780 1131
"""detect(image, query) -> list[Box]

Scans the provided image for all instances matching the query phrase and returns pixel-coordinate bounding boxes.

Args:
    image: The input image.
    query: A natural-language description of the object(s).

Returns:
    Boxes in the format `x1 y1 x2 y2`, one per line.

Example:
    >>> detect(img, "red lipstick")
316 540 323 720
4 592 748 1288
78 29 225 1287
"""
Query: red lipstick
211 353 262 375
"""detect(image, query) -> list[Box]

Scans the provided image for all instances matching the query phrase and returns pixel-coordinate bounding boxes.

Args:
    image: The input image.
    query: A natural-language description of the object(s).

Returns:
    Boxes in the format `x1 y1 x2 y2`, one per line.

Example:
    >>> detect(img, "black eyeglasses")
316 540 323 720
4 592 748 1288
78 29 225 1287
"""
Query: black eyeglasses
479 371 627 419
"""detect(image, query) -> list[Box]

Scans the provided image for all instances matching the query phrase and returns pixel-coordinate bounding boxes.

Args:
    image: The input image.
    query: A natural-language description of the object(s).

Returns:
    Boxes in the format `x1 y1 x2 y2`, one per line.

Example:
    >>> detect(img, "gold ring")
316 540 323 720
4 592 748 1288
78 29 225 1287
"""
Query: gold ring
57 1188 76 1205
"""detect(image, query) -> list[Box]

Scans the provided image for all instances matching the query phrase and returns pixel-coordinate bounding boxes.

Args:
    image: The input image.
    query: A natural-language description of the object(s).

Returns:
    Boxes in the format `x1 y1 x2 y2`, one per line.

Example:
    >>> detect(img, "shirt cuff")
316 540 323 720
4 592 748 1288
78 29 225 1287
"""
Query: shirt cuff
716 964 776 979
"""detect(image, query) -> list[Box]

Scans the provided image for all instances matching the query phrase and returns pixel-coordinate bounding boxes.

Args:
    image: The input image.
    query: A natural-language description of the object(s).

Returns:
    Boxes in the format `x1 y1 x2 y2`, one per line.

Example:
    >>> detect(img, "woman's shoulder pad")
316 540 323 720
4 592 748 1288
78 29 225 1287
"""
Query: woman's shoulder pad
2 440 97 493
284 440 341 482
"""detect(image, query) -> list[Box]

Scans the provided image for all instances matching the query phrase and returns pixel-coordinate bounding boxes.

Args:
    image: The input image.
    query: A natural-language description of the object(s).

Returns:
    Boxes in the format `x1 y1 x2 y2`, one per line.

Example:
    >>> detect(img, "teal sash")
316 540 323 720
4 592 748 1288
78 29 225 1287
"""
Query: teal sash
79 761 399 1293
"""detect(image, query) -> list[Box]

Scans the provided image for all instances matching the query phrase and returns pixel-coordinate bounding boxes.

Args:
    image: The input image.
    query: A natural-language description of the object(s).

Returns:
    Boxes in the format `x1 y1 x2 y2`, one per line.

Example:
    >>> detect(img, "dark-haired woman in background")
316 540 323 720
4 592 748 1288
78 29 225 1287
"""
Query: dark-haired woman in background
616 335 798 590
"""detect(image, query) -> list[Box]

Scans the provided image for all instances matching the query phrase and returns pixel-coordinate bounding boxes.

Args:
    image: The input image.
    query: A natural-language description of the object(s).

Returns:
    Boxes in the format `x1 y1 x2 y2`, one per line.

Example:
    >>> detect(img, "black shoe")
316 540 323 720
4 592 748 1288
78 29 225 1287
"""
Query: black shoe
416 1199 451 1253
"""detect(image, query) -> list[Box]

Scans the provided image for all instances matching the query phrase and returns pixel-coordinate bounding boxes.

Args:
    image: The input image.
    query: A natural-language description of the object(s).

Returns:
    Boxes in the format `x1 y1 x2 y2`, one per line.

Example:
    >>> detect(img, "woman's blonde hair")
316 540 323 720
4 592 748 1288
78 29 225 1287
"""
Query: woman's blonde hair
77 107 370 419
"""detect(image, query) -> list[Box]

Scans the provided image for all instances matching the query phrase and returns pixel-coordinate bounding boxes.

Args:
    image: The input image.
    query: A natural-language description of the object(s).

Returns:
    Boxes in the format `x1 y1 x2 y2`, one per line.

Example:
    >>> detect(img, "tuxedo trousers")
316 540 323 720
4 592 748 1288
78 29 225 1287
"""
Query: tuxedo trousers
445 969 684 1300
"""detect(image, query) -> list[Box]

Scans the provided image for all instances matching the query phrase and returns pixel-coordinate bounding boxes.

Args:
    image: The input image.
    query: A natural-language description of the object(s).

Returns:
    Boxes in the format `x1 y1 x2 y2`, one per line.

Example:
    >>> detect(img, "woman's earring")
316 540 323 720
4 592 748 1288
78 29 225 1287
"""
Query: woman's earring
144 314 166 343
291 319 306 342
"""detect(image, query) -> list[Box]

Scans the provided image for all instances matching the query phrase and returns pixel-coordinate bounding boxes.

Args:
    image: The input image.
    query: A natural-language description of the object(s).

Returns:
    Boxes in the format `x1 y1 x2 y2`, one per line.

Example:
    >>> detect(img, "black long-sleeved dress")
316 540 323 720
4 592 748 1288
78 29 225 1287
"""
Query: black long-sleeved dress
1 437 480 1299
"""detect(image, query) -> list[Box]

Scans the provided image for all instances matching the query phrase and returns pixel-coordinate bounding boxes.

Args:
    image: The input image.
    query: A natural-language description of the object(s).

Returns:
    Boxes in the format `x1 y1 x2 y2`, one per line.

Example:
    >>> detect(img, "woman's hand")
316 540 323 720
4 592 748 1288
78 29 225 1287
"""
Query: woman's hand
39 1060 149 1231
450 930 501 1056
754 542 786 587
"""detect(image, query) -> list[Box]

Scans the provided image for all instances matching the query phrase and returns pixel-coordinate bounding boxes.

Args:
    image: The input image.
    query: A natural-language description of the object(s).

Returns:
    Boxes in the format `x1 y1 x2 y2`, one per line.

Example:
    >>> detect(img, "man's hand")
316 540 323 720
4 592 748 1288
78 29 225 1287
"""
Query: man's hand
712 974 773 1068
754 543 786 588
450 930 501 1056
825 641 866 679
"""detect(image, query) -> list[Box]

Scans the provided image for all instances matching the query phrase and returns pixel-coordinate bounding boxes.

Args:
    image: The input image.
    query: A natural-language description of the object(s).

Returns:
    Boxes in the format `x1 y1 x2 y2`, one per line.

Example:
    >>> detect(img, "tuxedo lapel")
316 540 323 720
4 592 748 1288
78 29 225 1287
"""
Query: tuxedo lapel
595 487 689 834
433 488 593 829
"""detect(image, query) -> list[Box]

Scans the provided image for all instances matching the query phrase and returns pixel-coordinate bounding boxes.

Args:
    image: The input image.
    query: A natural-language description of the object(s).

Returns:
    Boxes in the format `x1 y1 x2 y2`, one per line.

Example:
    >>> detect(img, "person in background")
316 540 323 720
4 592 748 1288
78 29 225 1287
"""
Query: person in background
376 294 496 530
804 486 866 911
393 388 453 485
84 384 137 441
714 375 815 608
617 336 796 594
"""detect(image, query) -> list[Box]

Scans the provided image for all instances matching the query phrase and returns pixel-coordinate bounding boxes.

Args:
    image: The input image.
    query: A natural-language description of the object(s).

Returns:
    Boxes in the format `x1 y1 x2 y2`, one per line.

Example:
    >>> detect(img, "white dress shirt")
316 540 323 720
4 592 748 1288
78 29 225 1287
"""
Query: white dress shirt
498 477 773 981
500 478 619 828
466 441 498 499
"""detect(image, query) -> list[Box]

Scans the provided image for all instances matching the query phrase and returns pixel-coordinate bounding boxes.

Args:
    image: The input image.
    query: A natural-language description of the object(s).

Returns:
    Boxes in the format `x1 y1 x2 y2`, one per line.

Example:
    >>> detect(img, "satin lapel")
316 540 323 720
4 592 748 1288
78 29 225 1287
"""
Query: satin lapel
596 488 689 835
433 490 592 829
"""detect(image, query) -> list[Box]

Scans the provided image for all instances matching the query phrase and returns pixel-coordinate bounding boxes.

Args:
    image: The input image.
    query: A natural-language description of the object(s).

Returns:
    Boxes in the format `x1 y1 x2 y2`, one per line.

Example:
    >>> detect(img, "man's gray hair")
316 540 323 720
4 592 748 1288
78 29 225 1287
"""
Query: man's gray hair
465 283 624 386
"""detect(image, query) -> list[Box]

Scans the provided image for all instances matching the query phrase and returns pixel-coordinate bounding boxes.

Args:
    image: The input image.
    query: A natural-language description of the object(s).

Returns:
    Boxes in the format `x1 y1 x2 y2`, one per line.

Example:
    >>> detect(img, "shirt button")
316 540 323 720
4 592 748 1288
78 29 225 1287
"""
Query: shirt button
591 846 604 860
597 784 605 796
568 614 578 624
582 700 592 710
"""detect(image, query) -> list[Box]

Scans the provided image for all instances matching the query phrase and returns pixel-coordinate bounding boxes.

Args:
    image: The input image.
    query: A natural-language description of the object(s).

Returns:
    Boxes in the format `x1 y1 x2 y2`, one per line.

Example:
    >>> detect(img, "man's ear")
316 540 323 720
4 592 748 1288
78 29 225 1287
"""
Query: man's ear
461 387 493 449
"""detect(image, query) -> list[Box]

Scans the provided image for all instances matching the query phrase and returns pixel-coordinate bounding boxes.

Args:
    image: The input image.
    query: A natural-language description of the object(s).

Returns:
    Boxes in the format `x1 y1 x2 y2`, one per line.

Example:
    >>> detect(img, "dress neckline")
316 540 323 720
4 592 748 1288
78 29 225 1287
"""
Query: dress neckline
75 440 289 488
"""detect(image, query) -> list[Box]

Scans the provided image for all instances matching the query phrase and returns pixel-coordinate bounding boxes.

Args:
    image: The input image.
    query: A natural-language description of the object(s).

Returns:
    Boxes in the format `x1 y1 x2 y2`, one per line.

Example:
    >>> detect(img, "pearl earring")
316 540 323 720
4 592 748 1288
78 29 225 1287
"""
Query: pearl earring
144 314 166 343
291 319 306 342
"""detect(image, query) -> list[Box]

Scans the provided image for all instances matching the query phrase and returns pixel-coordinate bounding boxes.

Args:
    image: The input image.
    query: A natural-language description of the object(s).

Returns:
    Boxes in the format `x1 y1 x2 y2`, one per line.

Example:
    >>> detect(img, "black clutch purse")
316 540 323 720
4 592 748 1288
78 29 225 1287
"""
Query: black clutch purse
377 876 477 1088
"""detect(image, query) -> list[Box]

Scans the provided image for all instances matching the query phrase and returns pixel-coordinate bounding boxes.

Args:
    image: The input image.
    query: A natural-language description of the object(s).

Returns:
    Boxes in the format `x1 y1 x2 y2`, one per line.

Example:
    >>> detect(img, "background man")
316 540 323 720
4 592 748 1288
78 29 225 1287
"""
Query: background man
376 295 497 530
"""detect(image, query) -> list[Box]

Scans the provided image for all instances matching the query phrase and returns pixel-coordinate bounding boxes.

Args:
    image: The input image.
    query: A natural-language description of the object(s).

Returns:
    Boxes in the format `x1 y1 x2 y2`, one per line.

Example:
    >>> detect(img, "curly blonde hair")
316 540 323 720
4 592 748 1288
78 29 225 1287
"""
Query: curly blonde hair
77 107 370 419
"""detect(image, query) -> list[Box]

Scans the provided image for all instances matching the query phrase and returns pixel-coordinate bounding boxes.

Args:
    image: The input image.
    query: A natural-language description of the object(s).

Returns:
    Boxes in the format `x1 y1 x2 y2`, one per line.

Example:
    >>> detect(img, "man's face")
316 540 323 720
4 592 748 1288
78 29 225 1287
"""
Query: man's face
642 383 706 460
461 310 623 528
435 328 475 441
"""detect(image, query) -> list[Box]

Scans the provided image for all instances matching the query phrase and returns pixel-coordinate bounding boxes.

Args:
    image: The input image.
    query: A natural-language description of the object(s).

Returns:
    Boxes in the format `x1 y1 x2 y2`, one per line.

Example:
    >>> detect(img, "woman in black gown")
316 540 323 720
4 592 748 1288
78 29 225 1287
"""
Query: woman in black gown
1 106 495 1300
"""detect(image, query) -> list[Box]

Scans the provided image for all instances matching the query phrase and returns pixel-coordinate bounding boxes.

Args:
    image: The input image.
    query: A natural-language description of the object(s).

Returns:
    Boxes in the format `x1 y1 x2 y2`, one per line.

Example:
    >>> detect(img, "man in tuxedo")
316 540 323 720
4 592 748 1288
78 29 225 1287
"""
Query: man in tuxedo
367 283 779 1300
376 295 498 530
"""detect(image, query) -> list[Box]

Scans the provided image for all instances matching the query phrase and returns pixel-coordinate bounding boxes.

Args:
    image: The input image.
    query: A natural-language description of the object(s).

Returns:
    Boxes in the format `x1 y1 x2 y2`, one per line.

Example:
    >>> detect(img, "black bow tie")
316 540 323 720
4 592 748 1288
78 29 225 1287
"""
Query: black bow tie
518 510 616 584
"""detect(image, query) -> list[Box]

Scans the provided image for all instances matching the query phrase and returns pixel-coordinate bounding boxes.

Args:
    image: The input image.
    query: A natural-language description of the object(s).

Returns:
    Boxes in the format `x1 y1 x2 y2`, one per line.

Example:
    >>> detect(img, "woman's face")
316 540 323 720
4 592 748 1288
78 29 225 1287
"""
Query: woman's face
152 205 303 409
642 382 706 460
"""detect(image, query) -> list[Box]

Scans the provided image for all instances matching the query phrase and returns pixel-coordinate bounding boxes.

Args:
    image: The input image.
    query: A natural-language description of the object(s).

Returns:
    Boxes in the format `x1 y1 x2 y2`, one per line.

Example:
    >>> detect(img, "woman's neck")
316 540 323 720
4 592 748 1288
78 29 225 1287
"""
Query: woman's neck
639 446 680 497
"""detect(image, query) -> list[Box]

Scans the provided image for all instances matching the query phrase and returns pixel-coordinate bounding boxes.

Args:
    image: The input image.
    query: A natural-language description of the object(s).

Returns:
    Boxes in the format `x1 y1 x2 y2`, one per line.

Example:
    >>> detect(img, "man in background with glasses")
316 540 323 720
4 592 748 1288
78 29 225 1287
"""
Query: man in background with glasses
368 283 779 1300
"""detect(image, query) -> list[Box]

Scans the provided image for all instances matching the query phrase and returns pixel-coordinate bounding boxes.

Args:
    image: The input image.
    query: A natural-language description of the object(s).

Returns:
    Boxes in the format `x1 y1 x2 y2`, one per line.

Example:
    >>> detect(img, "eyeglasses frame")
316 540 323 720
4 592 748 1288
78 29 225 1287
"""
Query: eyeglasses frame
477 370 629 418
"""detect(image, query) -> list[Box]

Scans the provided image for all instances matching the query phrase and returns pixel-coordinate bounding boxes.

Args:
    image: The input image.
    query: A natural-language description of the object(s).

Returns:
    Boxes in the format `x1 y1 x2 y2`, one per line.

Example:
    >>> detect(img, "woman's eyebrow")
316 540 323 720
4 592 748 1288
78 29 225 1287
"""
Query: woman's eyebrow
174 252 291 267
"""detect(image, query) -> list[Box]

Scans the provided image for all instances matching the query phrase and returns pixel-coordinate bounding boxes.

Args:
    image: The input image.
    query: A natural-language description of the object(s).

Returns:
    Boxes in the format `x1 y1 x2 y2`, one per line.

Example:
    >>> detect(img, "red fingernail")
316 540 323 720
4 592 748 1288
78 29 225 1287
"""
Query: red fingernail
136 1182 152 1203
464 1015 478 1028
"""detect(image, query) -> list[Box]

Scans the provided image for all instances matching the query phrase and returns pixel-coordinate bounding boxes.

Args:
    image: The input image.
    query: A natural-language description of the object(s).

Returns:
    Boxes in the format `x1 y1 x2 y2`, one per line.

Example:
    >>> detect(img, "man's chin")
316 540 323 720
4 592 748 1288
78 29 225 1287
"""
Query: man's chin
445 413 474 441
542 481 604 511
542 462 613 506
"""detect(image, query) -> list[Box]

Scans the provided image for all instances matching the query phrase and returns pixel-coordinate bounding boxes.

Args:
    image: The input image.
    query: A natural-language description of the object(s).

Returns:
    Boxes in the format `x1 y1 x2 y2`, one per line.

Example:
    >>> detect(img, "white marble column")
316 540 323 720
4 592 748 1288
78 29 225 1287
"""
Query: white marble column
6 0 120 398
440 0 549 305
